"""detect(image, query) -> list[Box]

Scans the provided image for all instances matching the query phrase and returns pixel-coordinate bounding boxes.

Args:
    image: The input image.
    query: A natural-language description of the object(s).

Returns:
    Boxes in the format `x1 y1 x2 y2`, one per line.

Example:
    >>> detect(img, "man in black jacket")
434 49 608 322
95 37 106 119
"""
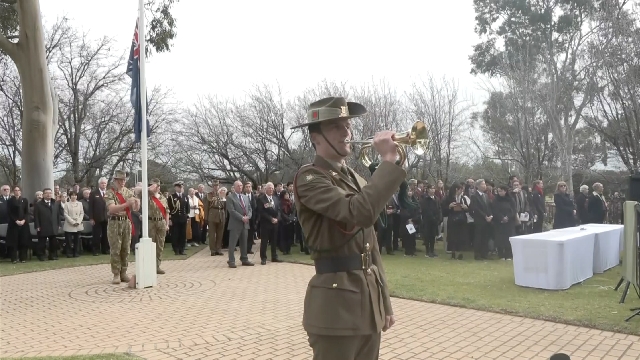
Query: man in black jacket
256 182 282 265
89 177 109 255
470 179 493 260
587 182 607 224
168 181 190 255
531 180 546 233
420 184 442 258
33 188 60 261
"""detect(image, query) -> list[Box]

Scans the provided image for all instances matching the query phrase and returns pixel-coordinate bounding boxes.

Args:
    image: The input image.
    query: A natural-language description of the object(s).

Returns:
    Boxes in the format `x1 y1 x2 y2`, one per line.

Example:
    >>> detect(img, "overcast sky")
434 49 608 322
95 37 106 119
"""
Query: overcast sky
40 0 487 105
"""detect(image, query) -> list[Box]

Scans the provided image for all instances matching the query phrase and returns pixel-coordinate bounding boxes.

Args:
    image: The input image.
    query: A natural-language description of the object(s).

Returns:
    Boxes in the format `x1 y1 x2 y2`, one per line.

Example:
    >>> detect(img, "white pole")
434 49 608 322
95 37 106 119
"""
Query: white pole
138 0 149 240
135 0 156 289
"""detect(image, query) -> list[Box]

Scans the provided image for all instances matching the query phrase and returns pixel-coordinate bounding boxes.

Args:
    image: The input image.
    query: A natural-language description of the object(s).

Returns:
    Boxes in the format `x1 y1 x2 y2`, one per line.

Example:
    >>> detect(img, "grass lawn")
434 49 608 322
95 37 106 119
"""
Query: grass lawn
0 355 137 360
0 243 205 277
283 240 640 335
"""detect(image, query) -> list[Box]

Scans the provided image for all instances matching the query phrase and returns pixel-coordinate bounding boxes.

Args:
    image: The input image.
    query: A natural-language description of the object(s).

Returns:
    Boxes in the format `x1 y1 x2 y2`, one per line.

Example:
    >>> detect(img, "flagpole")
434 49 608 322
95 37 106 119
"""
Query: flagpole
138 0 149 241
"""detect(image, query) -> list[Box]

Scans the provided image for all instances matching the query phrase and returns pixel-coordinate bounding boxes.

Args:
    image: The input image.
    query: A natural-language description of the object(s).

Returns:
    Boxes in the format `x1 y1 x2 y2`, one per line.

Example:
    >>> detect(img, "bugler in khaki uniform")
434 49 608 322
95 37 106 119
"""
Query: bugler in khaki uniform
291 97 406 360
204 180 226 256
147 178 169 274
104 170 137 285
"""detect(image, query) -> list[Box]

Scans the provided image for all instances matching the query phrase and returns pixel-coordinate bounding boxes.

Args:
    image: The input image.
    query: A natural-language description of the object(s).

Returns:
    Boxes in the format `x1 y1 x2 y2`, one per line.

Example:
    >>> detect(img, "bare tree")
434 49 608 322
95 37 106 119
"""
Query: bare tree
175 84 291 185
585 1 640 172
472 57 556 185
0 0 179 197
53 33 124 183
406 75 468 184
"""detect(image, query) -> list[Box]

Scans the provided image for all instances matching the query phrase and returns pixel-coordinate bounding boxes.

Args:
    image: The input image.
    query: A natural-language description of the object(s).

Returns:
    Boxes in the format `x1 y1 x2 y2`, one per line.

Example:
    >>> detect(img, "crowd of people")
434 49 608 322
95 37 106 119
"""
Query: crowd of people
382 176 624 261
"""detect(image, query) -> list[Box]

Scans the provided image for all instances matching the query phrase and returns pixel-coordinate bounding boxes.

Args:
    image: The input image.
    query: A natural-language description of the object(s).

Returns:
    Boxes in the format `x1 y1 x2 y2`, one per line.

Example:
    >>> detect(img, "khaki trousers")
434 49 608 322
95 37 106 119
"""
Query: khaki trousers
208 220 225 253
307 332 381 360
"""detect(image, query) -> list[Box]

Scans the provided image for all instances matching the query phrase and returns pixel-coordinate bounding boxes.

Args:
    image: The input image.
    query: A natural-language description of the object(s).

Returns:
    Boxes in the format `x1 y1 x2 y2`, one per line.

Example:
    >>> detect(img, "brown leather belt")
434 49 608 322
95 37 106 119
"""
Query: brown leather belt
314 254 370 274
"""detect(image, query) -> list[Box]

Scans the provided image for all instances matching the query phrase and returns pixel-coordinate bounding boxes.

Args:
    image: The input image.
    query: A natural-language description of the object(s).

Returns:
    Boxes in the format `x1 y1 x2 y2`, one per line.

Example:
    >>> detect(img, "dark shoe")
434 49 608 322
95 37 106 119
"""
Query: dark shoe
11 260 17 264
211 252 216 256
38 256 45 261
215 251 224 256
261 259 267 265
457 253 463 260
157 268 166 274
241 261 254 266
73 254 80 258
228 262 237 268
387 252 395 255
271 258 283 263
20 260 26 263
67 254 73 258
93 253 99 256
248 250 254 254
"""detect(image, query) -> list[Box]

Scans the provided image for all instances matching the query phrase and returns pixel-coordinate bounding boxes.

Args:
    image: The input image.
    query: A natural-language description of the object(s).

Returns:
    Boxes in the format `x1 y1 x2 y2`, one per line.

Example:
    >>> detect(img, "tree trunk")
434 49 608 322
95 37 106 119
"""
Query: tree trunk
15 0 54 197
560 134 574 195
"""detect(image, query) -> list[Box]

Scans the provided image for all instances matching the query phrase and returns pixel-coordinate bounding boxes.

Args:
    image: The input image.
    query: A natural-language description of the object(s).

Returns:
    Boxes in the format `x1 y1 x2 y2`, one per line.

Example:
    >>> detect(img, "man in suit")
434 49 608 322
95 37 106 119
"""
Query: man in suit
225 180 254 268
33 188 60 261
587 182 607 224
89 177 109 255
291 97 405 360
167 181 190 255
469 179 493 260
0 184 10 224
243 181 257 254
256 182 282 265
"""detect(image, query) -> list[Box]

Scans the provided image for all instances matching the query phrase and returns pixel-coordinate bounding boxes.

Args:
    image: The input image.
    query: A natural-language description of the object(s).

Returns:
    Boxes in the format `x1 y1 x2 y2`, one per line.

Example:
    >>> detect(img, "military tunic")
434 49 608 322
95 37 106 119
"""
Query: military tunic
204 193 226 254
294 155 406 359
148 193 169 268
104 187 135 276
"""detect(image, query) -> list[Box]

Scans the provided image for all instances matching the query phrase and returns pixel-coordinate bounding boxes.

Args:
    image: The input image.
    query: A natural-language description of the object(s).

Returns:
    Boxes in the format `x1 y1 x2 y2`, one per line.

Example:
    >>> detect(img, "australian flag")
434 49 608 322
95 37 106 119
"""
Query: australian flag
126 18 150 143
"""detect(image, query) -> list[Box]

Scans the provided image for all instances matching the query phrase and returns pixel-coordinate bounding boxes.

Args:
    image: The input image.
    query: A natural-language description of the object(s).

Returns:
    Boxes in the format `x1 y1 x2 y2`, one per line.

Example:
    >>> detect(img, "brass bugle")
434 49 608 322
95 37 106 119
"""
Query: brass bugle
346 121 429 167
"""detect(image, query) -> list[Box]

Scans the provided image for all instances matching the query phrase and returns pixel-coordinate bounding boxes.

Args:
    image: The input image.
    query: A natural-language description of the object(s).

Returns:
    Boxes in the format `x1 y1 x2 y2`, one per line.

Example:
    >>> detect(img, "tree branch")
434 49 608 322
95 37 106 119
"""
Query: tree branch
0 32 18 60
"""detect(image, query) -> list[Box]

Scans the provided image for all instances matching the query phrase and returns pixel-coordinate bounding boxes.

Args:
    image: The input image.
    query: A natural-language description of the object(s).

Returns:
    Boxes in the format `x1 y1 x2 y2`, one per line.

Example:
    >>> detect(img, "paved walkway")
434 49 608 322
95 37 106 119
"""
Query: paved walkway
1 246 640 360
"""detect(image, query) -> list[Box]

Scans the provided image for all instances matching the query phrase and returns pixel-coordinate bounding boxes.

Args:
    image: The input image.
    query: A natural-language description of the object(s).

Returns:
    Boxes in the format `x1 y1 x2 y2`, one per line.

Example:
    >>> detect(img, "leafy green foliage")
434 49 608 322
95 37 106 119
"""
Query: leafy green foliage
144 0 179 55
470 0 597 76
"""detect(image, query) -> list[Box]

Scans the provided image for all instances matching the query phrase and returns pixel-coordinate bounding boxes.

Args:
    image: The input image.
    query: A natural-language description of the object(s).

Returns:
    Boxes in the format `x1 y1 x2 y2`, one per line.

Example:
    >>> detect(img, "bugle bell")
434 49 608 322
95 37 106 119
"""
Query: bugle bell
346 121 429 167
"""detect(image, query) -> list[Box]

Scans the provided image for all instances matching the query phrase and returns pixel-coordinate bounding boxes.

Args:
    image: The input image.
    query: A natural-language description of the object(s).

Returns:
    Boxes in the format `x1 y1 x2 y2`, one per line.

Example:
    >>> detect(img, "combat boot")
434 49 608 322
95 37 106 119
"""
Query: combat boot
120 272 131 283
157 268 166 274
112 274 120 284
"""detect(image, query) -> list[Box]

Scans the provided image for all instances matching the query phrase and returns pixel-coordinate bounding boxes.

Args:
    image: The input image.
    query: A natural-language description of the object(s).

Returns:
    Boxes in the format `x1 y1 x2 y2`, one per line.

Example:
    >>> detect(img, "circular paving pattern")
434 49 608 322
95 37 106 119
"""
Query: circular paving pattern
68 276 217 303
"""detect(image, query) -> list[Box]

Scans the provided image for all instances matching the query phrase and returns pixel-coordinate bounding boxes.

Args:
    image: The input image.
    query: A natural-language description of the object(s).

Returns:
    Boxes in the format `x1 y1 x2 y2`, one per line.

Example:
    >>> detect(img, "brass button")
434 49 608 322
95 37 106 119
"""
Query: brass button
365 243 370 250
332 283 337 288
366 269 372 275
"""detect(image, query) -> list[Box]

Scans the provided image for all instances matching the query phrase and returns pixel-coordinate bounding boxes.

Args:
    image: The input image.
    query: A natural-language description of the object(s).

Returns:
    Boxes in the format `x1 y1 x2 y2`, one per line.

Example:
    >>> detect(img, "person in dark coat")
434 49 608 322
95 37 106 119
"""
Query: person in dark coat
7 185 30 263
33 188 61 261
553 181 576 229
531 180 546 233
470 179 493 260
575 185 589 225
399 181 421 257
277 190 295 254
587 182 607 224
420 183 442 258
443 183 467 260
491 185 516 260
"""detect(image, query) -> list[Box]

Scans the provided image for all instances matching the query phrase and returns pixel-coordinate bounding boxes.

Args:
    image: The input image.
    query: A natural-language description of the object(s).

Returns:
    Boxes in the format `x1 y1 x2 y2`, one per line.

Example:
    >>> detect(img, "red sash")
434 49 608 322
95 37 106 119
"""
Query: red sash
151 196 166 218
112 188 134 235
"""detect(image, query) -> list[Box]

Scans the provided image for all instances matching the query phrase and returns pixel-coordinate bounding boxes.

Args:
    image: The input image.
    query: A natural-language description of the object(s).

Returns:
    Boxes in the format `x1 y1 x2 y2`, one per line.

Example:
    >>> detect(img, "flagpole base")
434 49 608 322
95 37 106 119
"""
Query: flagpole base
135 237 157 289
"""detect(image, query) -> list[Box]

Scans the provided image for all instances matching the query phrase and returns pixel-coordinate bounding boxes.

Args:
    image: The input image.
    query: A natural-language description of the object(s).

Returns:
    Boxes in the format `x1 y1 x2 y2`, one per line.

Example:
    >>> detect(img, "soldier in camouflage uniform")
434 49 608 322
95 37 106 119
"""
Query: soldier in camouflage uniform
147 178 169 274
204 180 226 256
104 170 138 285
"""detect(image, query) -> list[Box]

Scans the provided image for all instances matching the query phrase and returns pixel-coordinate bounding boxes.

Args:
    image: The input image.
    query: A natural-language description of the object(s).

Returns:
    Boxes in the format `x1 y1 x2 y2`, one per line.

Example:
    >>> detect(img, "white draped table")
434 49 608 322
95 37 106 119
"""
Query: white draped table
510 230 596 290
510 224 624 290
553 224 624 273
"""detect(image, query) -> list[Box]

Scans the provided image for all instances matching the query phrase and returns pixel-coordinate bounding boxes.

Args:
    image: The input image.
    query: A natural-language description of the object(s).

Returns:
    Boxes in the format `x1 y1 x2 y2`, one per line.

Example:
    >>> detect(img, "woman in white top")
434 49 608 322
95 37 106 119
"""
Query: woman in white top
63 191 85 258
187 188 202 247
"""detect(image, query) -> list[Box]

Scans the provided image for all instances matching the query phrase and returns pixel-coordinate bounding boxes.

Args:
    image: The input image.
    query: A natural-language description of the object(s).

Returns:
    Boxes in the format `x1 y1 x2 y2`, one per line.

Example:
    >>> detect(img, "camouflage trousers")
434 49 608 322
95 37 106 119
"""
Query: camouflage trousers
107 219 131 276
149 219 167 268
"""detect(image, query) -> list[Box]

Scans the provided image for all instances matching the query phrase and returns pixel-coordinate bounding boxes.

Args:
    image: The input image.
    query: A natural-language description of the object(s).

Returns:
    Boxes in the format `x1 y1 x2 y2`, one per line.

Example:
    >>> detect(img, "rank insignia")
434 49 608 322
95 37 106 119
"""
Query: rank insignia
305 174 314 182
329 170 339 177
